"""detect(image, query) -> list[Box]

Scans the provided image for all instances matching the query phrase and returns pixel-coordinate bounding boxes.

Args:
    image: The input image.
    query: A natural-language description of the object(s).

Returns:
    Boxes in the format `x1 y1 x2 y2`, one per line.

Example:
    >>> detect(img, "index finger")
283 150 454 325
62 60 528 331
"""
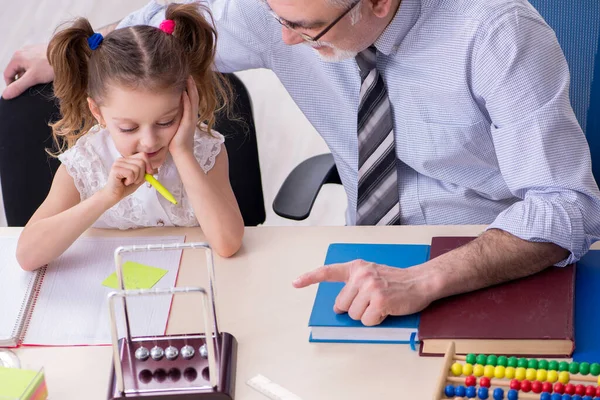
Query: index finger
3 53 23 86
292 263 351 288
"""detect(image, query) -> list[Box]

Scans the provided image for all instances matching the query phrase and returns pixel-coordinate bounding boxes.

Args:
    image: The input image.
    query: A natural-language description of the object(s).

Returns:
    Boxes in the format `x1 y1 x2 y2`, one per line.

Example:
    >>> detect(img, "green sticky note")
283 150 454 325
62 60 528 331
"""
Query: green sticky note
0 366 45 398
102 261 168 290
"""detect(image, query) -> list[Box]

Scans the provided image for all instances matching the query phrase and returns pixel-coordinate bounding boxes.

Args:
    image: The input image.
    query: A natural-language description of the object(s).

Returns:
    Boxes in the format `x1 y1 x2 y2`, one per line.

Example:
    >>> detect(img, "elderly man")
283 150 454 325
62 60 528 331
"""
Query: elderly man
3 0 600 326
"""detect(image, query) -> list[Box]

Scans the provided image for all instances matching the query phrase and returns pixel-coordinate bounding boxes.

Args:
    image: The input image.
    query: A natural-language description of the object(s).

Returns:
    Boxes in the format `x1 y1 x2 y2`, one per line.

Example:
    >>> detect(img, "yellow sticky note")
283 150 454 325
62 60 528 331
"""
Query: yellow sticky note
0 366 46 399
102 261 168 290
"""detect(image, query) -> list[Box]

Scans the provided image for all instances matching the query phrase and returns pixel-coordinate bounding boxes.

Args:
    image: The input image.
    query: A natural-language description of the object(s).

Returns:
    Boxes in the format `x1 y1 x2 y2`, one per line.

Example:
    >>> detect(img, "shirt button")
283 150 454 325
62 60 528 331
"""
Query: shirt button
157 219 165 227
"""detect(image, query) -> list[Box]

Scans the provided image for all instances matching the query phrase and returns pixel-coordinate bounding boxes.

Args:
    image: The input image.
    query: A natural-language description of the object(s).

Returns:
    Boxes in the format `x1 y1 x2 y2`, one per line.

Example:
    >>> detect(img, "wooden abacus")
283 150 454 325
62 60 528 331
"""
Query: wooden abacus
434 342 600 400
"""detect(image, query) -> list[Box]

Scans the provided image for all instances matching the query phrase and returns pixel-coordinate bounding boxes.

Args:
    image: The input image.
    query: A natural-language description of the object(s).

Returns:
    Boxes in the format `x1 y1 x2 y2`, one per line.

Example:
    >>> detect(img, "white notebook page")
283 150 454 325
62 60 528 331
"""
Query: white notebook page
0 237 38 347
22 236 185 346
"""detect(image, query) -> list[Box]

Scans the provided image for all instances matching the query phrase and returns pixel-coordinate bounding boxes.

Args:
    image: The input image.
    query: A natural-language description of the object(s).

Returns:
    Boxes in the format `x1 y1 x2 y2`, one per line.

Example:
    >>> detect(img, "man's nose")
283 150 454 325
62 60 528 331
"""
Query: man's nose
281 26 306 46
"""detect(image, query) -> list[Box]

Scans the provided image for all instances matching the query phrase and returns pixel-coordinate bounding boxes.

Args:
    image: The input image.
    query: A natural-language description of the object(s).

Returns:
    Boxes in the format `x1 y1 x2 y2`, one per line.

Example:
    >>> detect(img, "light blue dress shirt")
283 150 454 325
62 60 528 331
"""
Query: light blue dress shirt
118 0 600 265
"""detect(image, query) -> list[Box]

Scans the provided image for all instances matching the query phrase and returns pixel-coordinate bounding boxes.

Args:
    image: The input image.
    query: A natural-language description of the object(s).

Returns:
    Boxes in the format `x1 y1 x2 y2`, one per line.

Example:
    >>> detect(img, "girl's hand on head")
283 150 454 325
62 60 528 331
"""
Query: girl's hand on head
101 153 155 205
169 76 199 158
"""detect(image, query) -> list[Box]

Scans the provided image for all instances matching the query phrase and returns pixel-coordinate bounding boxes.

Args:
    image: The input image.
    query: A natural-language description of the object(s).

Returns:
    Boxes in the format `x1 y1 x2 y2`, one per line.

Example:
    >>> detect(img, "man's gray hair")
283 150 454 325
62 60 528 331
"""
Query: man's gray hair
326 0 362 25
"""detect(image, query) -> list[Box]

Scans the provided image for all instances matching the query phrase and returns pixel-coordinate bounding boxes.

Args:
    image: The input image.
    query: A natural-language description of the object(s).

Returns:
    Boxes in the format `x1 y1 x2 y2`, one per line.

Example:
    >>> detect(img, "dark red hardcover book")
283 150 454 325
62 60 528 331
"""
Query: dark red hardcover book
418 236 575 357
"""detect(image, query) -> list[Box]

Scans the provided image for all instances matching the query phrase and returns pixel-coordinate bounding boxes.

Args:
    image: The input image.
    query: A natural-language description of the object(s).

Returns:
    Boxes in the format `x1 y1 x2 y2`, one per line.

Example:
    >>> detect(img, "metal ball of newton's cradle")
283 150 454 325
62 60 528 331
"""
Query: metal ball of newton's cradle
199 343 208 359
165 345 179 360
181 345 195 359
151 345 165 361
135 346 150 361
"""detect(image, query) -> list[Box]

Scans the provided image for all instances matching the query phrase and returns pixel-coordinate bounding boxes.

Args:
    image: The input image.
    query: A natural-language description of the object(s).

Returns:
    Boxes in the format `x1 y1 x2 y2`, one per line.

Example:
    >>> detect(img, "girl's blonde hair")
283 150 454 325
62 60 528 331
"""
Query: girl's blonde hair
47 2 230 153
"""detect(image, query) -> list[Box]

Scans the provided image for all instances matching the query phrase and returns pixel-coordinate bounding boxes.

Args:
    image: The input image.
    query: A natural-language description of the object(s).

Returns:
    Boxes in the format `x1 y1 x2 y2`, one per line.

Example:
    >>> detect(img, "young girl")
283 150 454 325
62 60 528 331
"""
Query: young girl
16 3 244 271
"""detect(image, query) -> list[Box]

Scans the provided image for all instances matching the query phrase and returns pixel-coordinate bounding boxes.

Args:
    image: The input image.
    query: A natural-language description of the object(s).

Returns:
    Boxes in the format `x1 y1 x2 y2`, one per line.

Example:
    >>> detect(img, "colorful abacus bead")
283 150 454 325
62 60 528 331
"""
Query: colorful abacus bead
548 371 559 383
456 386 467 397
452 362 463 376
498 356 508 367
596 386 600 397
579 362 590 376
463 363 474 376
558 371 570 384
465 375 477 387
516 367 527 380
532 381 543 394
444 384 455 397
518 358 529 368
537 369 548 382
478 386 489 399
521 380 532 392
484 365 495 378
554 383 565 394
528 359 539 369
540 394 551 400
466 353 477 364
565 383 576 395
508 357 518 368
526 368 537 381
487 355 498 366
506 367 516 379
466 386 477 398
572 395 583 400
583 396 593 400
574 385 585 396
542 382 553 392
569 362 580 374
585 385 595 397
493 388 504 400
551 394 562 400
495 366 506 379
589 363 600 376
474 365 485 377
548 361 559 371
559 362 570 372
480 377 491 388
477 354 488 365
539 360 549 370
507 389 518 400
510 379 521 390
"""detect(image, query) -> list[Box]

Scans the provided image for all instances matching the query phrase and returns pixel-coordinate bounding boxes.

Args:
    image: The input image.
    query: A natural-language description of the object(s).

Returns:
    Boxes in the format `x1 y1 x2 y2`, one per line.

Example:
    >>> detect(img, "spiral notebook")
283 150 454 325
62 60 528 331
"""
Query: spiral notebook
0 235 185 347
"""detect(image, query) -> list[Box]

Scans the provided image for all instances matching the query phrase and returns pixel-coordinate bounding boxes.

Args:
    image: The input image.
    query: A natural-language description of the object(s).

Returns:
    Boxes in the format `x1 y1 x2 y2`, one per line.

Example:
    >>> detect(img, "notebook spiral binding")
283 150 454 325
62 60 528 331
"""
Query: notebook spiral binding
15 267 47 346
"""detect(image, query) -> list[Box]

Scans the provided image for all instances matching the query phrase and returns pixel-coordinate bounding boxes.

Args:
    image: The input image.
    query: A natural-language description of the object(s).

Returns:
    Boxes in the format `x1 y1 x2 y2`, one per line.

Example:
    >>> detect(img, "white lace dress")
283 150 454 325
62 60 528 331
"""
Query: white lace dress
58 125 225 229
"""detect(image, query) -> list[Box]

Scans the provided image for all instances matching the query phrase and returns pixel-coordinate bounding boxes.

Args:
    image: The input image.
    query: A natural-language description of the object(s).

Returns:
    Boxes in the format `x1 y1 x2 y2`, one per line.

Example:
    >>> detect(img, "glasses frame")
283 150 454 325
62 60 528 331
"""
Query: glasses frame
269 0 362 42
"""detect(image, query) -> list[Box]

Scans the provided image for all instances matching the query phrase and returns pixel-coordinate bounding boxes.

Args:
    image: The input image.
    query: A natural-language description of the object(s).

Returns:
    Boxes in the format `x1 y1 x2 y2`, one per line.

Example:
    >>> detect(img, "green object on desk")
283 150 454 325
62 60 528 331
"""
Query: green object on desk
0 366 44 398
102 261 168 290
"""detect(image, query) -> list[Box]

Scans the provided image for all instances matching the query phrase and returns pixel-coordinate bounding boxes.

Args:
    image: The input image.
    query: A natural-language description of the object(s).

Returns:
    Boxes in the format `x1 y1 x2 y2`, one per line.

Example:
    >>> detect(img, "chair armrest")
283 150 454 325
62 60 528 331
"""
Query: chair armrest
273 153 341 221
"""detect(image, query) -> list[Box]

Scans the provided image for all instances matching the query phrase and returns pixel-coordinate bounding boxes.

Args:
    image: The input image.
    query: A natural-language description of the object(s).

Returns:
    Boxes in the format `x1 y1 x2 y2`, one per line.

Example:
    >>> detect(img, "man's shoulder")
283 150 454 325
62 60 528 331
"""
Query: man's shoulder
420 0 541 26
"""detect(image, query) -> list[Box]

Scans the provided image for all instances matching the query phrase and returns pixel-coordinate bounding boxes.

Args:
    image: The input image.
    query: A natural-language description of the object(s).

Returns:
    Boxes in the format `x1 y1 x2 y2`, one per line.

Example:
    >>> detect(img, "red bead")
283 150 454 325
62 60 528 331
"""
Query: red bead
465 376 476 387
554 382 565 394
596 386 600 397
532 381 543 393
575 384 586 396
586 385 596 396
480 377 491 388
510 379 521 390
565 383 576 395
521 380 532 392
542 382 553 392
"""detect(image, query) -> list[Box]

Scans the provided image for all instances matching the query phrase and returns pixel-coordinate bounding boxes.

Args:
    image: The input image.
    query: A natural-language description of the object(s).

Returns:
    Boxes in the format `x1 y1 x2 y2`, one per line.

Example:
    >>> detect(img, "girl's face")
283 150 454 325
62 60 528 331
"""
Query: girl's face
88 85 183 170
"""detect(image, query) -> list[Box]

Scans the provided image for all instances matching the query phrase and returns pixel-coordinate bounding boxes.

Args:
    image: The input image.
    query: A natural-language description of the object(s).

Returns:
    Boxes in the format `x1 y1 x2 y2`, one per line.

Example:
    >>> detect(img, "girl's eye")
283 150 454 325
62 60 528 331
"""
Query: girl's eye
157 119 175 127
119 127 137 133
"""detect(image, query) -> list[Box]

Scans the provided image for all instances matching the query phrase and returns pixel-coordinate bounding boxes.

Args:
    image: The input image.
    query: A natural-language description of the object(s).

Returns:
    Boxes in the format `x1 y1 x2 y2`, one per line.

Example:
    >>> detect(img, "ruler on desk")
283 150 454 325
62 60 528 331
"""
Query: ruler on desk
247 374 303 400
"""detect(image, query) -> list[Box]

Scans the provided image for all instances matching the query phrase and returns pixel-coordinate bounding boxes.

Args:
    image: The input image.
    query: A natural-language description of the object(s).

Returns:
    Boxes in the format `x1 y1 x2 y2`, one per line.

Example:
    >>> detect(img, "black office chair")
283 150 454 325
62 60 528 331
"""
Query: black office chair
0 73 267 227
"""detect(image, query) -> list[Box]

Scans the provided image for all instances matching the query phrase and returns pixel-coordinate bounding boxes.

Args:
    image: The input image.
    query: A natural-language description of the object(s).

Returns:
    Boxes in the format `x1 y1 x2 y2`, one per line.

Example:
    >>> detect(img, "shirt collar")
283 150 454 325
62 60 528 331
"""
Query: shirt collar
374 0 421 56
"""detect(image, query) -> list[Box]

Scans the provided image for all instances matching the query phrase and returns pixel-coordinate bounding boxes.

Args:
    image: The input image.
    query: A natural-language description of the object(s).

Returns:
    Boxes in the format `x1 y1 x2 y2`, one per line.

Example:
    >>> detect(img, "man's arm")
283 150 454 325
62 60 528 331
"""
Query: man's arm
293 228 569 326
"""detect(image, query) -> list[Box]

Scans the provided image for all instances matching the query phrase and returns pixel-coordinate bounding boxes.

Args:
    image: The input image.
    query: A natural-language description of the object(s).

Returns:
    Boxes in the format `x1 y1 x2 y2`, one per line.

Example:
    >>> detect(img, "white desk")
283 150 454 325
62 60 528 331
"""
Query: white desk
5 224 511 399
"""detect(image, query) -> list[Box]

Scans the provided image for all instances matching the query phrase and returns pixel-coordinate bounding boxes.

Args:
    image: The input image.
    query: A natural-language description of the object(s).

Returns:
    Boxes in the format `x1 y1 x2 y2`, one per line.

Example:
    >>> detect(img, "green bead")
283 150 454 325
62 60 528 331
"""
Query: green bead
497 356 508 367
528 359 539 369
569 362 580 374
538 360 549 370
507 357 518 368
548 361 559 371
486 355 498 366
579 362 591 375
590 363 600 376
476 354 487 365
466 354 477 365
558 361 569 372
518 358 528 368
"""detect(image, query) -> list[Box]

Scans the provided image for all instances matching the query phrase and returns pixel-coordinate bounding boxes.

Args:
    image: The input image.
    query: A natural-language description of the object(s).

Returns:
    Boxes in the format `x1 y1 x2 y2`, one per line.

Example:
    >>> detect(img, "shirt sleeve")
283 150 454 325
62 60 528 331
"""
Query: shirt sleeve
471 5 600 266
116 0 272 71
193 128 226 174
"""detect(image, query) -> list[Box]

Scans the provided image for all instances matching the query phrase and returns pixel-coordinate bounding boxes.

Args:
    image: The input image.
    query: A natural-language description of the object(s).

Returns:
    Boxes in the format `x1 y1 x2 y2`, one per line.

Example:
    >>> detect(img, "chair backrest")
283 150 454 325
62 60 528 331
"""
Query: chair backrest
528 0 600 181
215 74 266 226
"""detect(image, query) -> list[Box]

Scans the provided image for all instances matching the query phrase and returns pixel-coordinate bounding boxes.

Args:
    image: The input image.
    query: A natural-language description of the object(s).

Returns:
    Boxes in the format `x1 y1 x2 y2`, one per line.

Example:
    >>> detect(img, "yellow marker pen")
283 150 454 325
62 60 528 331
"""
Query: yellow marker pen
144 174 177 205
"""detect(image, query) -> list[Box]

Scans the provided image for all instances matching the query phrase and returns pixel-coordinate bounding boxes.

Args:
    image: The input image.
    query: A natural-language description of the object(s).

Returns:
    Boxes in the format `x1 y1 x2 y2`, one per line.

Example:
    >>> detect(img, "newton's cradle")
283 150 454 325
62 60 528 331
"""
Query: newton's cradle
436 342 600 400
106 242 236 400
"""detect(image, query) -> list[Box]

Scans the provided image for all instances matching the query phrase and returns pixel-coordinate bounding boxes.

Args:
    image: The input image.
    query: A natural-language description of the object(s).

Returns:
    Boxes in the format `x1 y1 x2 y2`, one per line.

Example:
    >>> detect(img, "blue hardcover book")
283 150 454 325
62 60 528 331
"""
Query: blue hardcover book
308 243 430 344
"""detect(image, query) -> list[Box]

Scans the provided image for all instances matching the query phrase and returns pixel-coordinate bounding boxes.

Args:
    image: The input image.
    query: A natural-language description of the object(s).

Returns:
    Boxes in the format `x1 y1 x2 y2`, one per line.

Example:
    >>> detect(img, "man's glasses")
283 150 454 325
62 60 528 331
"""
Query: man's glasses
269 0 361 43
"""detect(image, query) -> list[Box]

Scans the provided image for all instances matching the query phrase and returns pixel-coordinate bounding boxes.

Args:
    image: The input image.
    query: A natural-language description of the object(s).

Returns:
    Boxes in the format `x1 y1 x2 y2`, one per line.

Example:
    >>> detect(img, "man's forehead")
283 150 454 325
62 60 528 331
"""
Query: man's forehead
267 0 333 27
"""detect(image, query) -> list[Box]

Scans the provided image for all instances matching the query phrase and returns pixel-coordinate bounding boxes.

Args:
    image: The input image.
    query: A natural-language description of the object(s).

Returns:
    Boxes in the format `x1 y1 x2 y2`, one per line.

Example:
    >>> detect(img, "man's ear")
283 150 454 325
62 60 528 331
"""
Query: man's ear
369 0 395 18
87 97 105 126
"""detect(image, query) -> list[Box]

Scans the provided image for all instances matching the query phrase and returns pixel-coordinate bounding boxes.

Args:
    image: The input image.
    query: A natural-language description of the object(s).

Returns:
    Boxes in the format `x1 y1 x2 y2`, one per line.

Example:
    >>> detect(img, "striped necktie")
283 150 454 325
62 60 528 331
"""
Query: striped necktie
355 46 400 225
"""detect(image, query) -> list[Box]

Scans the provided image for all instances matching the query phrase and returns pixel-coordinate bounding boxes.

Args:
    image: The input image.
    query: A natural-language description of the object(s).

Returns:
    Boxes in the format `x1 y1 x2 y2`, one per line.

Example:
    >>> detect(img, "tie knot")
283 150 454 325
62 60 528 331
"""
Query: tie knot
356 46 377 76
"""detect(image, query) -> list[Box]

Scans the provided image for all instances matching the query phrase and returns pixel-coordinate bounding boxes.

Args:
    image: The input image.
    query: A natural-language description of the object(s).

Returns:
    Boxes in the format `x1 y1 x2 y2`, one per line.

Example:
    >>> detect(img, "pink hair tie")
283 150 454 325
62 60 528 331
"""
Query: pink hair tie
159 19 176 35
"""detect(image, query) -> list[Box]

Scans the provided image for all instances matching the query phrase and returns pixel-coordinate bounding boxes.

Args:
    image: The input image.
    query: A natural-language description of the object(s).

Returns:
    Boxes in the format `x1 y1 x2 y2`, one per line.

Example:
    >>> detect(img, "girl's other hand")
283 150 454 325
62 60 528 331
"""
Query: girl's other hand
169 76 199 158
101 152 155 204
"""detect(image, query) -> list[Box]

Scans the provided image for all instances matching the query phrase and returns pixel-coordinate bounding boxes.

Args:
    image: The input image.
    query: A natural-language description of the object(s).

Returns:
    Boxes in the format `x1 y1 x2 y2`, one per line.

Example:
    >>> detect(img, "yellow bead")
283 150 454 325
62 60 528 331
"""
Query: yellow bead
494 366 506 379
484 365 495 378
515 367 526 381
597 375 600 386
505 367 516 379
547 370 558 383
536 369 547 382
474 364 484 377
558 371 570 384
462 363 474 376
526 368 537 381
451 362 463 376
